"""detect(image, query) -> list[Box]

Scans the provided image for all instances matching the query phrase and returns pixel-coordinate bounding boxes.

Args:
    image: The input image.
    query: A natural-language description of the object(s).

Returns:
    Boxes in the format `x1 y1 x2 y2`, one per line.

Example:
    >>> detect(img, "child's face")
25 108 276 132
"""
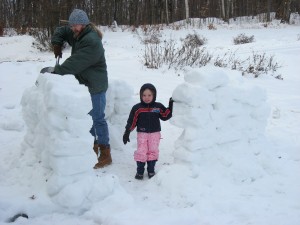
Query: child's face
142 89 154 104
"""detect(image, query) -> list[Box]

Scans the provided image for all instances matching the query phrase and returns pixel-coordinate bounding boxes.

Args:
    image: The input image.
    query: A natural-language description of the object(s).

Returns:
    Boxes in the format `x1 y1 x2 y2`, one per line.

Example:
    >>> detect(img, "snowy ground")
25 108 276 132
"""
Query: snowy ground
0 21 300 225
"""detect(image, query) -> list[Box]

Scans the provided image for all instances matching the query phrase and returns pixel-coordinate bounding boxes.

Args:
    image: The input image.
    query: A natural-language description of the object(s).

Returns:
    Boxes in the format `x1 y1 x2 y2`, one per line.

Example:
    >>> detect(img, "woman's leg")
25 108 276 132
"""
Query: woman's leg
90 92 109 146
90 92 111 168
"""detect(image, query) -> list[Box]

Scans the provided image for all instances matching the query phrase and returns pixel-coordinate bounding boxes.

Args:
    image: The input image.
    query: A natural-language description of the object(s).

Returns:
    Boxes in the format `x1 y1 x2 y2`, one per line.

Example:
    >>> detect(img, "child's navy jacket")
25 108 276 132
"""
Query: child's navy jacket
125 101 172 133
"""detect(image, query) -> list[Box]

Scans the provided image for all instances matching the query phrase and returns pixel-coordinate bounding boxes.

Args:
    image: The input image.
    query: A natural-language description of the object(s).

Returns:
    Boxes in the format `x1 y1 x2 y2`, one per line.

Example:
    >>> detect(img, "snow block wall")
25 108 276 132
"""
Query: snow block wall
21 74 132 211
171 66 270 163
149 66 272 210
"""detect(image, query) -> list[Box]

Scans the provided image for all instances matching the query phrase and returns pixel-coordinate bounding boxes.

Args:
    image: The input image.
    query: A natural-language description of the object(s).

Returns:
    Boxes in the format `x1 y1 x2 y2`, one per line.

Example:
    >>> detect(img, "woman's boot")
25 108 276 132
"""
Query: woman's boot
93 140 99 157
93 144 112 169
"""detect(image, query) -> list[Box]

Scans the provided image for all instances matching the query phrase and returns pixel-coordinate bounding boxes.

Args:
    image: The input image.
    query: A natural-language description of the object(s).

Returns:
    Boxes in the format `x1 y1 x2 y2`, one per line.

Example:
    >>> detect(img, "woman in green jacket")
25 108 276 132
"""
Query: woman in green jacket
42 9 111 169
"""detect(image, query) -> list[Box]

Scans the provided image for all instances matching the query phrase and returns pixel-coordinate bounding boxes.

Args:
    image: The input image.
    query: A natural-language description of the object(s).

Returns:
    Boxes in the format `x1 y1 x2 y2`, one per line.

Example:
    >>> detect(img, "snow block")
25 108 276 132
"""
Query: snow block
171 66 270 162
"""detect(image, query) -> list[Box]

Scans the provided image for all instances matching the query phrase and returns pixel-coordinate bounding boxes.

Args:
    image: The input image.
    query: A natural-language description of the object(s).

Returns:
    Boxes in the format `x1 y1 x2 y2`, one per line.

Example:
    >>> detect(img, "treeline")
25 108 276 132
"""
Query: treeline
0 0 299 31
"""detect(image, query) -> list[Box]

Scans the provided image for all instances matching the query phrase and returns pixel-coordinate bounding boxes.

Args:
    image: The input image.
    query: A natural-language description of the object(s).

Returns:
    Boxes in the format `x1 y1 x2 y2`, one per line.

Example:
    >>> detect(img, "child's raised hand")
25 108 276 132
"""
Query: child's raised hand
168 97 174 111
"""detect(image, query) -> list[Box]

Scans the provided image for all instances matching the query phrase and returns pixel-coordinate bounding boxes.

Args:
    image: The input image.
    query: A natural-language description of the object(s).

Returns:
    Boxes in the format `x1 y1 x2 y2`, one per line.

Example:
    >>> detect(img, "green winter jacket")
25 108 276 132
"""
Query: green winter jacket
51 25 108 94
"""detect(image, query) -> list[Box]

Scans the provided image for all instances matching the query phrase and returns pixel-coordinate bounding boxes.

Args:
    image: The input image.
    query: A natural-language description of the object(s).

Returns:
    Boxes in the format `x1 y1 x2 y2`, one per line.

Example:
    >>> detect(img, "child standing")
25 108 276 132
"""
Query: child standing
123 83 174 180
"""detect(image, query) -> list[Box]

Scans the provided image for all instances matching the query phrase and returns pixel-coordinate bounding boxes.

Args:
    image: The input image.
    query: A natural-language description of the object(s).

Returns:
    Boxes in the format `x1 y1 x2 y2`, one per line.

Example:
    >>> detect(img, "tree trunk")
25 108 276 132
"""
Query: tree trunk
283 0 292 23
165 0 169 25
220 0 225 20
276 0 292 23
267 0 272 22
225 0 232 22
0 23 3 36
185 0 190 24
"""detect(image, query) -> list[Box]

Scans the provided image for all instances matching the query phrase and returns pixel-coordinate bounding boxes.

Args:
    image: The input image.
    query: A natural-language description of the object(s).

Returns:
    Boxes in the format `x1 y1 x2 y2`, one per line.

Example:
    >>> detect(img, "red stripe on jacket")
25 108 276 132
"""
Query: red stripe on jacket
129 107 171 131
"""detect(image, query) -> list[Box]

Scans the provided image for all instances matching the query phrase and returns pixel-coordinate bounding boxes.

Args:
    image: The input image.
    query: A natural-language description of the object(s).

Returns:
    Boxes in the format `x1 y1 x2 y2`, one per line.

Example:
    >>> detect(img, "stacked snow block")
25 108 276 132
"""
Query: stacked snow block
171 66 270 163
105 79 135 150
22 74 93 175
21 74 128 210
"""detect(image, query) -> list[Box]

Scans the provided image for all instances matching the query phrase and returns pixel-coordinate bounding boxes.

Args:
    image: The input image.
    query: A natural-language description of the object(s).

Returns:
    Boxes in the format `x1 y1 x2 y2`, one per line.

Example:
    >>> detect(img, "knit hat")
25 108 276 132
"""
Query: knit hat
68 9 90 26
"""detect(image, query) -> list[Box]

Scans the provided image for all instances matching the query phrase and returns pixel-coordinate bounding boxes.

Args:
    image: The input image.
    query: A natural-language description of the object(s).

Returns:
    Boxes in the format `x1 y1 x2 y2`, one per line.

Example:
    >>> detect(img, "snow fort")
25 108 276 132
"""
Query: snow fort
171 66 270 163
147 66 272 210
21 73 133 211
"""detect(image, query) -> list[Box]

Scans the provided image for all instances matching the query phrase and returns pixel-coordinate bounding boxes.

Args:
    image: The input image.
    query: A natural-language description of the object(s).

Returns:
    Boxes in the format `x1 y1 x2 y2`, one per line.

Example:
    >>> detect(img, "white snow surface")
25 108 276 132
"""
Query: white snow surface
0 22 300 225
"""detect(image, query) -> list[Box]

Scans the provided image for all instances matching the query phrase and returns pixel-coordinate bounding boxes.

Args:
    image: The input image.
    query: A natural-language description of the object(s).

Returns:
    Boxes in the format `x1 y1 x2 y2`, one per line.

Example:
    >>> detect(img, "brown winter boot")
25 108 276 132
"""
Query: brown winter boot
93 141 99 157
93 144 112 169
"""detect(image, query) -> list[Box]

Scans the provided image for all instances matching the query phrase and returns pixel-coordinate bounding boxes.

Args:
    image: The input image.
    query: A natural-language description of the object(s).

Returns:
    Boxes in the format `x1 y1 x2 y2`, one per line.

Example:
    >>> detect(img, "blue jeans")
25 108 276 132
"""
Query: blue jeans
89 91 110 146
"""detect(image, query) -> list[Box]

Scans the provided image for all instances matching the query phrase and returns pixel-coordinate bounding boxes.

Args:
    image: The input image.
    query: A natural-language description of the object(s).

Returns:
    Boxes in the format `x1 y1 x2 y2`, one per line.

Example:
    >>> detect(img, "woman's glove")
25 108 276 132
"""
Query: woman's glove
40 66 55 74
123 130 130 145
168 97 174 112
53 45 62 58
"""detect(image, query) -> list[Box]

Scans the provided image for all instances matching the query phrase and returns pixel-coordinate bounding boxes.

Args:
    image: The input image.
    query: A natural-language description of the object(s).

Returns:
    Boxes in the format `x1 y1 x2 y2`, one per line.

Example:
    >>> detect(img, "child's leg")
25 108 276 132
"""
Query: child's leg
135 161 145 179
134 133 148 179
137 161 146 174
134 132 148 162
147 132 161 161
146 132 161 178
147 160 157 178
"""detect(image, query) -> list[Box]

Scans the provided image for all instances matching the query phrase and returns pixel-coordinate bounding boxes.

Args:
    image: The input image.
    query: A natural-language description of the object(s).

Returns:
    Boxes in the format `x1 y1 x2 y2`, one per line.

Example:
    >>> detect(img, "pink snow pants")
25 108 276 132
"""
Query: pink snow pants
134 132 161 162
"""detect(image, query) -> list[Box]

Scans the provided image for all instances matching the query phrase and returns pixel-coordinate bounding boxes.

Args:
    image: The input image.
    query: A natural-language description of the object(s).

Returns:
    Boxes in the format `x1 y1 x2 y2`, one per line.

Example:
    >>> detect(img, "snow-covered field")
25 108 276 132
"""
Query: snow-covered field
0 21 299 225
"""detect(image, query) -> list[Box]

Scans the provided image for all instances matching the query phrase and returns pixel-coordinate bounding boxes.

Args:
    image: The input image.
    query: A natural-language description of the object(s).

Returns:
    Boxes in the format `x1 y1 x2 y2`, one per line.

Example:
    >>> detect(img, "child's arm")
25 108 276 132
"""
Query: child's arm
125 106 137 131
123 106 137 144
159 98 174 121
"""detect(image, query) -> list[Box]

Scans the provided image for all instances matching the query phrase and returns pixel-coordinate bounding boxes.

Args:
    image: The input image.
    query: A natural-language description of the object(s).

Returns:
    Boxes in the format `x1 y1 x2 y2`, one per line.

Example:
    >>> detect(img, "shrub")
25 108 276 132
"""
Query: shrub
31 28 52 52
142 33 211 70
136 25 162 45
143 33 161 44
207 23 217 30
214 51 282 78
141 31 282 79
181 32 207 48
233 33 255 45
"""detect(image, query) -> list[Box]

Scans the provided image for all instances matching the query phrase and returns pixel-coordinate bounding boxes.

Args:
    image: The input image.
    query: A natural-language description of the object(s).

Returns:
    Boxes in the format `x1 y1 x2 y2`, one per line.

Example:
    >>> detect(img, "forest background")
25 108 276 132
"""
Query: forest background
0 0 300 37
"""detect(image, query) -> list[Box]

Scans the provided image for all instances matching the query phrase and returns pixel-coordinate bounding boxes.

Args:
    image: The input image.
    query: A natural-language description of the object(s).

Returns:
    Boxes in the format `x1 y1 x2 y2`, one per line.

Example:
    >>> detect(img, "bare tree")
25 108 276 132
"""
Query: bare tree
166 0 169 25
220 0 226 20
220 0 232 22
267 0 272 22
276 0 292 23
185 0 190 24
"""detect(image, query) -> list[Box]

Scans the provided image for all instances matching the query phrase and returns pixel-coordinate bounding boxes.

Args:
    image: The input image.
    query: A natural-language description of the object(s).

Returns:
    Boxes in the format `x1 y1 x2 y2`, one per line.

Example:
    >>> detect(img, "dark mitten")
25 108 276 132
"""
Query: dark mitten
53 45 62 58
168 97 174 112
123 130 130 145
